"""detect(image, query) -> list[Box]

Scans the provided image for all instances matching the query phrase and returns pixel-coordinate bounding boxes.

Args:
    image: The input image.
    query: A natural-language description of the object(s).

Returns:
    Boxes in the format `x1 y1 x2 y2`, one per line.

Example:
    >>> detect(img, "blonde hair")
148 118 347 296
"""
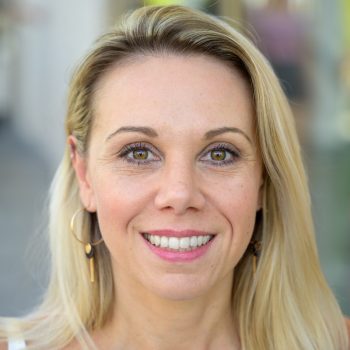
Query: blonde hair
1 5 348 349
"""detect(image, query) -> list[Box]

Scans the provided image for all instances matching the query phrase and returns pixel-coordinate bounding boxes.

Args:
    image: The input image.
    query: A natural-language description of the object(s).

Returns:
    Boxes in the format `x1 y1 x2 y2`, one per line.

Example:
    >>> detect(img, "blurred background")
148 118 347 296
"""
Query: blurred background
0 0 349 317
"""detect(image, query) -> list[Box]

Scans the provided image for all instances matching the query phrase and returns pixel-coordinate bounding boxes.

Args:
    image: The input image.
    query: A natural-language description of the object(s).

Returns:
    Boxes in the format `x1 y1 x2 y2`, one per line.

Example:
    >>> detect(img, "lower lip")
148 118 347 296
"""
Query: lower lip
142 235 215 262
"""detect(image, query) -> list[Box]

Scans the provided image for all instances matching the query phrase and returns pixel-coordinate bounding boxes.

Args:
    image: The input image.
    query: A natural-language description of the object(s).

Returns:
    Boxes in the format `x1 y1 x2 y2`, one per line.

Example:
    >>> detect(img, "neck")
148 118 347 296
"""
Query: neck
99 272 240 350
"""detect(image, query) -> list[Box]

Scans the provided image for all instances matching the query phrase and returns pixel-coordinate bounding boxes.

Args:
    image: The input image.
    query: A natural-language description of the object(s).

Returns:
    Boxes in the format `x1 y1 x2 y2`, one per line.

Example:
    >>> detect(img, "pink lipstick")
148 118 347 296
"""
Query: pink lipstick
141 229 215 262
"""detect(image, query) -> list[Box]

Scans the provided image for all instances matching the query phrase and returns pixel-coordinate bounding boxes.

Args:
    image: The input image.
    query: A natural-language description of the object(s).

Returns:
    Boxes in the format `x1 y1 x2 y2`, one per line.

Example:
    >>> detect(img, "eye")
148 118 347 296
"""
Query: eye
133 148 148 160
200 144 240 166
117 142 160 164
210 149 227 161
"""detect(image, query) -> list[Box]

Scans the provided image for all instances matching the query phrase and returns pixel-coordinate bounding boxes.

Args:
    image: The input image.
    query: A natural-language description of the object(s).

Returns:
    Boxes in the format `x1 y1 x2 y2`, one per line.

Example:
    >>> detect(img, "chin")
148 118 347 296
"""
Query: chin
146 274 213 301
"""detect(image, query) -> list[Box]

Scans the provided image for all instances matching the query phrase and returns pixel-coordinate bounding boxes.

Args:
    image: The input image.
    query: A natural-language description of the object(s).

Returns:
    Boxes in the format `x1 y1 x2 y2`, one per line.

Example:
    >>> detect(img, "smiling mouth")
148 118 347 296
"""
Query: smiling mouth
142 233 215 252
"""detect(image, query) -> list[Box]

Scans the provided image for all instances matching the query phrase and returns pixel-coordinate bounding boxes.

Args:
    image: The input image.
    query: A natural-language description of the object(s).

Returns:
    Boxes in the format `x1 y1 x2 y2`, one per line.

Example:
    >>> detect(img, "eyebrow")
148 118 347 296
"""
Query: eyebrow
105 125 252 144
204 127 252 144
105 126 158 142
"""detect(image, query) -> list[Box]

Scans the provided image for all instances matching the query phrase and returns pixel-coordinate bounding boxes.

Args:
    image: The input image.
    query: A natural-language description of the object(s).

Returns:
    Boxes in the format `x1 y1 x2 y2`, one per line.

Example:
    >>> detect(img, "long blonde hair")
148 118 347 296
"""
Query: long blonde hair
1 5 348 349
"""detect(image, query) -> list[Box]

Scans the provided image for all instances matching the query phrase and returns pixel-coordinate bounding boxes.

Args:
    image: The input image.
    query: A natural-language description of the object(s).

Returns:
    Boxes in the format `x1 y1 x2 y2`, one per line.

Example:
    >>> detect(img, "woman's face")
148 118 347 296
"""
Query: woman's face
72 54 263 300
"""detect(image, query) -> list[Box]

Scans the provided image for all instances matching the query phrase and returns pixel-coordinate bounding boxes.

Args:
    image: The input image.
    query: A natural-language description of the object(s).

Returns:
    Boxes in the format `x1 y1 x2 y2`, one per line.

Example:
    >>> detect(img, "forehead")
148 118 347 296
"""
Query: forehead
92 53 254 136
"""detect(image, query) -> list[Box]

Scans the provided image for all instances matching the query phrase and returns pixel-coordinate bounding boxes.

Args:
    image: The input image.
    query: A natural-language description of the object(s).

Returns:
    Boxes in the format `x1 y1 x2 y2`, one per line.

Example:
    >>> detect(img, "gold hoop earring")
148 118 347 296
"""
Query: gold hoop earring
70 208 104 283
250 239 262 274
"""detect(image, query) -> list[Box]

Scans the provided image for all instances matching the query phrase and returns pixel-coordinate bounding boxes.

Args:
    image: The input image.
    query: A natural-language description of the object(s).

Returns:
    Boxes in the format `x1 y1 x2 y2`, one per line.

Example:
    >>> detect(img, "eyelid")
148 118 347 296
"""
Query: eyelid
198 142 241 167
117 141 162 160
199 142 241 157
116 141 241 164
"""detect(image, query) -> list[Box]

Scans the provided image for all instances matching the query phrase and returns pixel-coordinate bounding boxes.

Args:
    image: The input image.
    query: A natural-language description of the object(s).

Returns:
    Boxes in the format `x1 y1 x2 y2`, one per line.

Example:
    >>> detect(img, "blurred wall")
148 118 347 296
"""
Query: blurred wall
11 0 109 171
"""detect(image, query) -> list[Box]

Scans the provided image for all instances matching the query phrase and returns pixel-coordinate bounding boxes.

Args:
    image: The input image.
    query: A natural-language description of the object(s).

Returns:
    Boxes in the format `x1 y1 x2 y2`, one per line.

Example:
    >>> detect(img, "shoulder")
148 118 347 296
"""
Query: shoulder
0 341 7 350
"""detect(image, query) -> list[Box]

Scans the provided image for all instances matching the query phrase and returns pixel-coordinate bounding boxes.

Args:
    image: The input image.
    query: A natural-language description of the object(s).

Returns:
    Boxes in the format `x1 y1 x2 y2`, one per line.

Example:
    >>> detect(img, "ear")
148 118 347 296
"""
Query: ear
68 136 97 212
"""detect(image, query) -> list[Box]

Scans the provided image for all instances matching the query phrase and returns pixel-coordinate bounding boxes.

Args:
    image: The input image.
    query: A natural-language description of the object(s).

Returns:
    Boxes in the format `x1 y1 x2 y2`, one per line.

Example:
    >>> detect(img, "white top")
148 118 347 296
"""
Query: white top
7 339 26 350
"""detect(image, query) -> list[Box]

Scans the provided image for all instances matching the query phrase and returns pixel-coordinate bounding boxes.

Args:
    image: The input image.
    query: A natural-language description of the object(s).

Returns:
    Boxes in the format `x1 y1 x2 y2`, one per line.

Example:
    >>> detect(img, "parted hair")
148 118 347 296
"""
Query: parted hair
1 5 348 350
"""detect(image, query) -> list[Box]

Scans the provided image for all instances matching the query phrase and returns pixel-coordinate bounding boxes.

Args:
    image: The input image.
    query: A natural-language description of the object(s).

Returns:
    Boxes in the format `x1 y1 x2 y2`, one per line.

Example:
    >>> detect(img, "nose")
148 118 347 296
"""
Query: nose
154 160 206 215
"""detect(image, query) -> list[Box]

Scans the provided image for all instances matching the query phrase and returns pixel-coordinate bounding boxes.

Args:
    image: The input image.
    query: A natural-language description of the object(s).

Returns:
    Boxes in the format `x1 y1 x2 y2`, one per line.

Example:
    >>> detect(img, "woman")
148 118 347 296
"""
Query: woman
1 5 349 350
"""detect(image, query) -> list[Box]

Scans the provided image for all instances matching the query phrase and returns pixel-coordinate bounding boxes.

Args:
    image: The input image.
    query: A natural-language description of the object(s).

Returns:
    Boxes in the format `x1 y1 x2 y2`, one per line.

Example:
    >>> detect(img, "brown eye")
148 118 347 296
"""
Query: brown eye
200 144 239 166
210 149 226 161
133 149 148 160
118 142 160 165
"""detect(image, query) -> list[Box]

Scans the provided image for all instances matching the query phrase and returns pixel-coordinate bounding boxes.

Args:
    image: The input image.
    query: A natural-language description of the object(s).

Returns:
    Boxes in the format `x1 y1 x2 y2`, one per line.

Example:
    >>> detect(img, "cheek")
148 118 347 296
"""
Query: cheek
216 176 260 226
232 184 259 230
213 177 261 259
91 173 153 244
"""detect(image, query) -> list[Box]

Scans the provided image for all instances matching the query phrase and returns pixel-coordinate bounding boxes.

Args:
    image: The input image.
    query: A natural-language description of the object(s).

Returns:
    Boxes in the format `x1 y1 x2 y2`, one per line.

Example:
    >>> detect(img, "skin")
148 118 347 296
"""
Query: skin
69 54 263 349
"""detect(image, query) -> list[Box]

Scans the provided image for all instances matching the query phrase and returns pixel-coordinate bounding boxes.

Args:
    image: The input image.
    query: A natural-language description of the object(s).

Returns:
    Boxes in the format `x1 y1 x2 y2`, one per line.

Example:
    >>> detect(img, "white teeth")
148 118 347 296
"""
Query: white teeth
168 237 179 249
144 234 213 251
160 236 168 248
190 236 197 247
154 235 161 246
179 237 190 249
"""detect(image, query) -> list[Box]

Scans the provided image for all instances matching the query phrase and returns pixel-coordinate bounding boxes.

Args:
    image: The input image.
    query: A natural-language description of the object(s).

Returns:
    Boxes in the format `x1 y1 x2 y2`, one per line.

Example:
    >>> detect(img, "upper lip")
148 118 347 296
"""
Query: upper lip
142 229 215 238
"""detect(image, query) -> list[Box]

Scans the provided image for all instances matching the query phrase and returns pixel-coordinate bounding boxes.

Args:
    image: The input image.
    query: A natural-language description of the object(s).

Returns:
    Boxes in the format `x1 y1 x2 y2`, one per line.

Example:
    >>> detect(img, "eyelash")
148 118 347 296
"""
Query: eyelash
117 142 160 165
117 142 240 166
201 143 240 166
